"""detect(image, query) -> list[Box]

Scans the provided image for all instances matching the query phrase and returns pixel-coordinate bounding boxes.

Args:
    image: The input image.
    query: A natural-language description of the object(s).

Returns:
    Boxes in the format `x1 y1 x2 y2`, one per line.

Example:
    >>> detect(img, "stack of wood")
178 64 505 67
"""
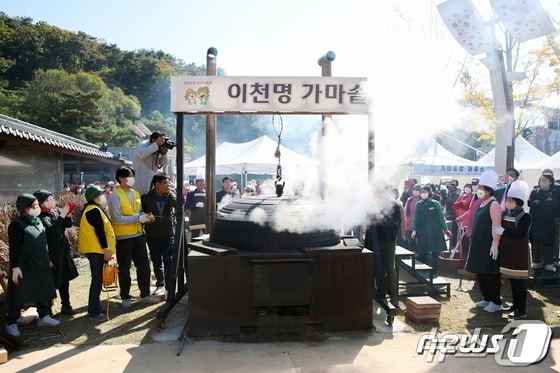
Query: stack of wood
405 296 441 323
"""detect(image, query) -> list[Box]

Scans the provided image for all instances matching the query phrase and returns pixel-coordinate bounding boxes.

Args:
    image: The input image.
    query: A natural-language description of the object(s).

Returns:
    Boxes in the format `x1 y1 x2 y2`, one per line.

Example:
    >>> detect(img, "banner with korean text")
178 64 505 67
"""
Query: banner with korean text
170 76 369 114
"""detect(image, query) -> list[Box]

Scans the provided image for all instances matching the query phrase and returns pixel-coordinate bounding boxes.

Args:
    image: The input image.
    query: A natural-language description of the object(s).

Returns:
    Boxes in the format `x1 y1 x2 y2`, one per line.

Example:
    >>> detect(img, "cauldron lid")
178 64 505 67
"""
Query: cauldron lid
211 195 340 251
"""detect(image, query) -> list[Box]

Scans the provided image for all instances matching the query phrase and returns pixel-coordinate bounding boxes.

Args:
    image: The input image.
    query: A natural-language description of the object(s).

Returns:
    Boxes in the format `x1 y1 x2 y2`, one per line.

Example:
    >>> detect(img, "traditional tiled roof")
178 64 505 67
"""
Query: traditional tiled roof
0 114 116 159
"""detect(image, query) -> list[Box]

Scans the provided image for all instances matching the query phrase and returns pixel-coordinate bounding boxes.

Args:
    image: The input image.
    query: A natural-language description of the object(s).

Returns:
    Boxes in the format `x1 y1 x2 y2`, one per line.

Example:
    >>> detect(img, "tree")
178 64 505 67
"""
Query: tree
19 69 139 145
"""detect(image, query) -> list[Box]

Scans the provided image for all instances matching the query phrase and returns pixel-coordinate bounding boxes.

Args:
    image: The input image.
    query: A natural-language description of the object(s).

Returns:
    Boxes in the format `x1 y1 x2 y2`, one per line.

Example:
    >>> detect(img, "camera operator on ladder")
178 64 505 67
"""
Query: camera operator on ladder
133 131 174 195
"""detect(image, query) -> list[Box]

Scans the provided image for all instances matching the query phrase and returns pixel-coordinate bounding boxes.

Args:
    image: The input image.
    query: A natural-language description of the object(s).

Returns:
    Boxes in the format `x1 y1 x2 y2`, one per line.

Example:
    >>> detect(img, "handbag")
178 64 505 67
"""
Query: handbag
102 262 118 290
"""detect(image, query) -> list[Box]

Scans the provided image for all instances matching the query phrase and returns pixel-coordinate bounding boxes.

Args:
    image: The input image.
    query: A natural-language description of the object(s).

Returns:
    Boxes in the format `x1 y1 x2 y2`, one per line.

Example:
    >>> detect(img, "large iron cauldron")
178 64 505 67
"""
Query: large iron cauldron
210 196 340 251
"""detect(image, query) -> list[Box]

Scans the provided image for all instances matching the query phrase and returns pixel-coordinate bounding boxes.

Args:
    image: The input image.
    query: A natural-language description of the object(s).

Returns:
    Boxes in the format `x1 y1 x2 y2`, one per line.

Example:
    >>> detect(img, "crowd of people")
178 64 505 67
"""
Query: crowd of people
4 132 176 337
6 130 281 338
6 128 560 337
385 167 560 319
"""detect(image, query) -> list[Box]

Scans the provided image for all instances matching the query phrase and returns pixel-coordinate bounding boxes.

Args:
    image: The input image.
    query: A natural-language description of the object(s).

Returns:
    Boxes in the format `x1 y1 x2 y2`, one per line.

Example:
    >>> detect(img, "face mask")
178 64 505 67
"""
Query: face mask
412 190 420 197
464 187 472 194
420 192 429 200
126 177 135 187
505 201 516 211
28 207 41 217
476 190 486 199
64 188 70 192
539 181 550 190
508 176 515 183
44 200 56 210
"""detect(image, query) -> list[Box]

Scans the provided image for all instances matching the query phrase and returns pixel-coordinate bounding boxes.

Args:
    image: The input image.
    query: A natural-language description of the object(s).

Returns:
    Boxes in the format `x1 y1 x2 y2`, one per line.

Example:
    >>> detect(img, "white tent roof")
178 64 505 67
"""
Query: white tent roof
478 136 549 170
535 148 560 170
400 137 491 176
185 135 318 175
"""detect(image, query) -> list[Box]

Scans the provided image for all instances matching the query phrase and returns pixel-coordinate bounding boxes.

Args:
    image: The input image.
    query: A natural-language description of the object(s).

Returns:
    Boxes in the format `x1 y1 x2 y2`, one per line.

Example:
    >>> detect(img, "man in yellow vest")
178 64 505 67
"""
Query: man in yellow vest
108 166 161 308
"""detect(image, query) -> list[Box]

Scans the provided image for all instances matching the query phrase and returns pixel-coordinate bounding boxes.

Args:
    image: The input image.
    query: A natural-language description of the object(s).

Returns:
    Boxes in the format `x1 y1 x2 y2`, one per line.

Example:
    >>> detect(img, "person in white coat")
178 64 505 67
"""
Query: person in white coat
132 131 169 195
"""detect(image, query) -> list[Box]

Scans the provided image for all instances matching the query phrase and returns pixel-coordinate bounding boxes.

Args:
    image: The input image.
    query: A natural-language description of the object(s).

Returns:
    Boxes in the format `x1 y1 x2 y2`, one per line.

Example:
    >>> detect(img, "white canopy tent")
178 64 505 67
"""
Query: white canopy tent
520 149 560 184
184 135 318 179
477 135 549 171
399 137 492 177
533 148 560 171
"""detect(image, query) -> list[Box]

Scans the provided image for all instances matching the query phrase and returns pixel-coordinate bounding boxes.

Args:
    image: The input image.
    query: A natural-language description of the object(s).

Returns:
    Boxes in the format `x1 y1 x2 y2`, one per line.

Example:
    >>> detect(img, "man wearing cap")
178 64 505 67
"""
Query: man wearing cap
132 131 169 195
465 170 503 313
5 194 60 337
185 172 206 239
33 189 78 316
78 185 116 322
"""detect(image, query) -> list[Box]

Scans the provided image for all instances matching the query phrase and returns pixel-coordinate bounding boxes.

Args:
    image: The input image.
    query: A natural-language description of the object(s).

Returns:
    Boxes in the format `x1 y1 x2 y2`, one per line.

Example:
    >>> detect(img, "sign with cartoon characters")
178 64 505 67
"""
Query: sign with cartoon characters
170 76 369 114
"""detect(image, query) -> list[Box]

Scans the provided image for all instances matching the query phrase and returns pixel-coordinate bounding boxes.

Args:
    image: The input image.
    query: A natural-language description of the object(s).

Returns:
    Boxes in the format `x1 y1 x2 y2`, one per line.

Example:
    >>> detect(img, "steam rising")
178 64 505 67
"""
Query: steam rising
235 42 489 235
216 5 499 236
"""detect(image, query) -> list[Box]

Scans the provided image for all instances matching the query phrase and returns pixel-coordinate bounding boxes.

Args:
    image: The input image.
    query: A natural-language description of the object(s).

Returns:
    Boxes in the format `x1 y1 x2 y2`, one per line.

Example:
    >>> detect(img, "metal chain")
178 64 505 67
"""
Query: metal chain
272 113 285 197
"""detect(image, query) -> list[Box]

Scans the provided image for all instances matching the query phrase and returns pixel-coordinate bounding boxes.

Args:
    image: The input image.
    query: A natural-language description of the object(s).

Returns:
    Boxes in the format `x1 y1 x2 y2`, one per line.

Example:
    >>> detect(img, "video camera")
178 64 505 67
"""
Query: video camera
162 136 176 150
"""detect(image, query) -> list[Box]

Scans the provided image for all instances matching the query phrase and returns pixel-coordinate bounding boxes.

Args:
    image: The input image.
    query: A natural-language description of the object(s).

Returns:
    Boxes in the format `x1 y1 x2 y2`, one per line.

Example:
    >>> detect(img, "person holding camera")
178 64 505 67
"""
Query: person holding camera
133 131 173 195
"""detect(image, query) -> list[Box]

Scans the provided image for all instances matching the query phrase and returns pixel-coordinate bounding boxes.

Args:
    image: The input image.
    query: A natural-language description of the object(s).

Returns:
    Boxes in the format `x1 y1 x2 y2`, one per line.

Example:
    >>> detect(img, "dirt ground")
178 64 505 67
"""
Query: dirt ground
2 255 560 352
395 267 560 334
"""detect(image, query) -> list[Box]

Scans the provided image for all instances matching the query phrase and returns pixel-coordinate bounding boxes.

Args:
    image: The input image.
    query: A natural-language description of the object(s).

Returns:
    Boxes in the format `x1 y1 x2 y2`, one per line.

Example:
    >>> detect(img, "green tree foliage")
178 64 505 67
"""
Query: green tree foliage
0 13 268 154
19 69 138 144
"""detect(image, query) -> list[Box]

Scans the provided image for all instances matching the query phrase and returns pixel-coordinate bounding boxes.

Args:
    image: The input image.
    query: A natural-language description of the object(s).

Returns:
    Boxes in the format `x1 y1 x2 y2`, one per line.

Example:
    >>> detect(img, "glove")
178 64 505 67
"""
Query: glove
490 245 499 260
12 267 22 285
492 226 505 235
59 205 70 218
195 202 204 208
139 214 151 224
66 202 76 214
411 231 416 240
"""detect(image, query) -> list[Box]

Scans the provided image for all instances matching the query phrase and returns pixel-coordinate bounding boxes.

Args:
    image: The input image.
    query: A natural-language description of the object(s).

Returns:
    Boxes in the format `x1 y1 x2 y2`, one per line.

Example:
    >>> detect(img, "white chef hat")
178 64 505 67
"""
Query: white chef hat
479 170 499 190
507 180 529 200
195 168 205 181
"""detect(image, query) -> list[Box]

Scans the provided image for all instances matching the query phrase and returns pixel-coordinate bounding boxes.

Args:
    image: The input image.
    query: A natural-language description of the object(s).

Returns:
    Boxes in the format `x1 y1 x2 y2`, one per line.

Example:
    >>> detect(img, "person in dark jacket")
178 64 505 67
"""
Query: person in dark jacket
141 173 177 296
377 188 404 306
365 187 405 307
528 173 560 272
499 180 531 319
33 189 79 316
411 184 451 275
185 173 206 239
216 176 234 207
5 194 60 337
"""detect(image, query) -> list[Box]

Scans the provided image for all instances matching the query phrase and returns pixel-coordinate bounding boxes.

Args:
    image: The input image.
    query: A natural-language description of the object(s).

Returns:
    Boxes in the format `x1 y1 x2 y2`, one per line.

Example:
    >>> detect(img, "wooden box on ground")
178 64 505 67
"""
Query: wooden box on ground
405 296 441 323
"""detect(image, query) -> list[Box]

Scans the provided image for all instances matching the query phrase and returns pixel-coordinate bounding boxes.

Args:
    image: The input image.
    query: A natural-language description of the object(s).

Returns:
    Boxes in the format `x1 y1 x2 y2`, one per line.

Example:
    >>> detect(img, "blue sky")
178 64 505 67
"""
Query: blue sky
2 0 451 76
